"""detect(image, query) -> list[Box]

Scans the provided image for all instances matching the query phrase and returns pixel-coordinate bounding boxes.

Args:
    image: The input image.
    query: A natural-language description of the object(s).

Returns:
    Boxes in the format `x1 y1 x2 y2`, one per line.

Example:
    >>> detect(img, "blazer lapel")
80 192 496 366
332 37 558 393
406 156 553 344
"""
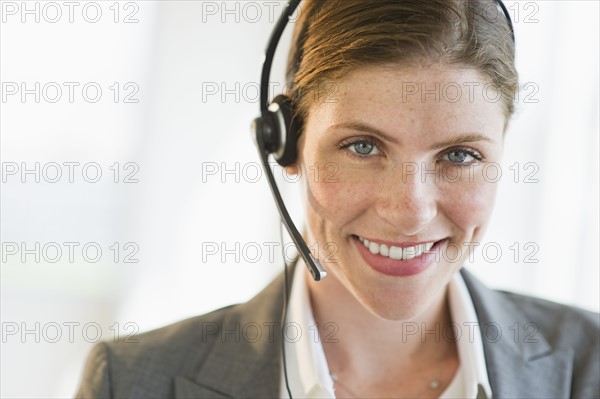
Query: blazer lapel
174 376 231 398
461 268 573 398
174 269 293 398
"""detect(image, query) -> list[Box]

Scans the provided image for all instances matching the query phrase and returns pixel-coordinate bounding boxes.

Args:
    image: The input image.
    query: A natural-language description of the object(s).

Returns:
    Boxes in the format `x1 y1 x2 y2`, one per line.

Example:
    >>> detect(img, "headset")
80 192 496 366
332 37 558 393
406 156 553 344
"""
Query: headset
251 0 514 285
252 2 514 396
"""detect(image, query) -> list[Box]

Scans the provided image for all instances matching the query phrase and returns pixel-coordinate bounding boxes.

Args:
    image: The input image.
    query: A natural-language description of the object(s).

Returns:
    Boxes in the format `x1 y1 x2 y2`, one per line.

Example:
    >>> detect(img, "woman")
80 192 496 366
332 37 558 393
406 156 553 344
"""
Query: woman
76 1 599 398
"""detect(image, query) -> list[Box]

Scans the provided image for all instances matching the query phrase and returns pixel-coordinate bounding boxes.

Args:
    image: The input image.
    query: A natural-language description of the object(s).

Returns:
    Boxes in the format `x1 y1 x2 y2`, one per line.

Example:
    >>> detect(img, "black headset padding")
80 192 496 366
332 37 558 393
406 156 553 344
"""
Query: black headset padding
270 94 300 167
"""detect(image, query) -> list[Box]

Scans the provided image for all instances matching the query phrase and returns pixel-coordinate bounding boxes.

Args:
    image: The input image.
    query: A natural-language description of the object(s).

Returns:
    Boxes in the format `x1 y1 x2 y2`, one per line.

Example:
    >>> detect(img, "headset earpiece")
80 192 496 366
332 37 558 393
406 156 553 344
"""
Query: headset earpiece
253 94 300 167
271 94 300 167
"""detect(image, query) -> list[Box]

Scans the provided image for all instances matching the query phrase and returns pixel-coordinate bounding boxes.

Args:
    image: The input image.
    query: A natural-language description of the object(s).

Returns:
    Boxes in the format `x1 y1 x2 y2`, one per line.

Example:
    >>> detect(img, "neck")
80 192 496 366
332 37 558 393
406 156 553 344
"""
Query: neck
303 259 456 383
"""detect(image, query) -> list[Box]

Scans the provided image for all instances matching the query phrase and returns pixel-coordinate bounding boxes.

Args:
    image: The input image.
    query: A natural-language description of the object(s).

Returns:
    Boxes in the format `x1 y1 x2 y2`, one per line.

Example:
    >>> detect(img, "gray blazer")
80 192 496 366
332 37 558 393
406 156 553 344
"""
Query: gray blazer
75 268 599 398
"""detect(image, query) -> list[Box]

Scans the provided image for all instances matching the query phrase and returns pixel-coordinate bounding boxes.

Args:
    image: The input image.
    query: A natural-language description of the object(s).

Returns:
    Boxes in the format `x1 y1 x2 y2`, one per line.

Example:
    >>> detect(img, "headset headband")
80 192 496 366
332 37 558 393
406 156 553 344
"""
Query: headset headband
260 0 515 112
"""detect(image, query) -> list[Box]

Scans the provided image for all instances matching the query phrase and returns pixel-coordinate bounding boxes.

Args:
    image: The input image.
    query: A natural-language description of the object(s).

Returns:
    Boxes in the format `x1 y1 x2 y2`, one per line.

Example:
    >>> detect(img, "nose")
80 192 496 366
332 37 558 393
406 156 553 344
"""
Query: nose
373 165 438 236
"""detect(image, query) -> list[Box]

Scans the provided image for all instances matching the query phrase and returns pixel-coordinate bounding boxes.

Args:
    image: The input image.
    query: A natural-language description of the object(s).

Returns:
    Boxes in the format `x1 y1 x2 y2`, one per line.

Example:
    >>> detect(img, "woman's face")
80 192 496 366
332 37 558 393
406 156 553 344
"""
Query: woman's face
294 64 506 321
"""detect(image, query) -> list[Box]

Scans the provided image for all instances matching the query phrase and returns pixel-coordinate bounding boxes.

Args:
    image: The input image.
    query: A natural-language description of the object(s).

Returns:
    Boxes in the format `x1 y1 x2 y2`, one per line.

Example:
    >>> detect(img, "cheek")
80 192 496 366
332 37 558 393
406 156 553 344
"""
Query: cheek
303 164 375 229
438 174 499 236
299 130 377 229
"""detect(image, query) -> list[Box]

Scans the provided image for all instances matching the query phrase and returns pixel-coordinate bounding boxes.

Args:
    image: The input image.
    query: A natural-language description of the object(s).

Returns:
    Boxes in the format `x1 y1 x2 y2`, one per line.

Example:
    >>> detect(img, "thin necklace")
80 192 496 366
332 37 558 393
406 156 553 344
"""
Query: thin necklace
329 343 450 398
330 371 442 398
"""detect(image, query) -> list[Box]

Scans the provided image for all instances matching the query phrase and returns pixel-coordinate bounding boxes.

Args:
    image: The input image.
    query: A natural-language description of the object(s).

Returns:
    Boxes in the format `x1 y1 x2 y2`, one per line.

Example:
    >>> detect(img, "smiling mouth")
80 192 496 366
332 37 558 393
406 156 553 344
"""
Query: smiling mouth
355 235 440 261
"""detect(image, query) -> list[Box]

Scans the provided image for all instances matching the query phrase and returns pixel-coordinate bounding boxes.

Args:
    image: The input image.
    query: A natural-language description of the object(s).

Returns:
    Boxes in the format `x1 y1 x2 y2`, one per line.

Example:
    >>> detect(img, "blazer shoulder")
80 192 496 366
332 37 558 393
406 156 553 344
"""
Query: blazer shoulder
496 288 599 336
75 304 237 399
462 268 599 336
75 271 287 398
462 269 599 397
495 288 599 398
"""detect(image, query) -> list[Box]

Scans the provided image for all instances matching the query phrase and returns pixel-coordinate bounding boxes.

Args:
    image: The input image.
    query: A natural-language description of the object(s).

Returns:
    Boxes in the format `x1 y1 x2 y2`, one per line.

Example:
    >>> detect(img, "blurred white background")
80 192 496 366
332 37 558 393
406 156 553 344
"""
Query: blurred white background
1 1 598 397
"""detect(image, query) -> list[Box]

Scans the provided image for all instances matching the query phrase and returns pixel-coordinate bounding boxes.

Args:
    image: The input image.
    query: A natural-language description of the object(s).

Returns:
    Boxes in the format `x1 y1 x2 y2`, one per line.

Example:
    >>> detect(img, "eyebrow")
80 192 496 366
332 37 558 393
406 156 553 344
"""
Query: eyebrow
328 121 495 149
428 133 495 150
328 121 399 143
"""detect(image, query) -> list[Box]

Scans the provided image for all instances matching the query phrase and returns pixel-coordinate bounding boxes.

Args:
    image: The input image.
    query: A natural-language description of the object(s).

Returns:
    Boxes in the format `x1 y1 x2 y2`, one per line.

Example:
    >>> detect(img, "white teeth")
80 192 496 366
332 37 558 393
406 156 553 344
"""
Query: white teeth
402 246 416 260
379 244 389 257
414 245 424 257
368 241 378 254
389 245 403 260
357 236 437 261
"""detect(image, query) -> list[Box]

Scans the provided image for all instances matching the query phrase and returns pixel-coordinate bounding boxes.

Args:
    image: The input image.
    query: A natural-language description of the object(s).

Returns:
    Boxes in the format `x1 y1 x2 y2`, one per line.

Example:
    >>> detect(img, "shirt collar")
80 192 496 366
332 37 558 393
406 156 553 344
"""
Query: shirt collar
282 263 492 399
282 261 335 398
447 270 493 399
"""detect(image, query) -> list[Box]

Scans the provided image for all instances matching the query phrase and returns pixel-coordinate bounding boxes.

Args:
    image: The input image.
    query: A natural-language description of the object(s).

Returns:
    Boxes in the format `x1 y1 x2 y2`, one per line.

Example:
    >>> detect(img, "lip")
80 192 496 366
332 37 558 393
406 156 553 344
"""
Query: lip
352 235 447 277
357 235 438 248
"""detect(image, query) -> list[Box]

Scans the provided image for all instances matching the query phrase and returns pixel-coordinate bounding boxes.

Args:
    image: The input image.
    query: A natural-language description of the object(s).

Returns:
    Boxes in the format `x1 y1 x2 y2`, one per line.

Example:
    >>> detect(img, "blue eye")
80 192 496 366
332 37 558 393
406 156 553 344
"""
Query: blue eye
339 139 381 158
448 150 468 163
353 141 375 155
445 148 482 164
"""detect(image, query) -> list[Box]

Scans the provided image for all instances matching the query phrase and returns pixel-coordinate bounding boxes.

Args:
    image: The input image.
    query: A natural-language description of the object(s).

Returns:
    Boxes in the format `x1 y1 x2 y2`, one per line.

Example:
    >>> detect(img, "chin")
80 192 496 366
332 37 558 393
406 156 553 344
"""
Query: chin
331 261 451 322
362 283 445 321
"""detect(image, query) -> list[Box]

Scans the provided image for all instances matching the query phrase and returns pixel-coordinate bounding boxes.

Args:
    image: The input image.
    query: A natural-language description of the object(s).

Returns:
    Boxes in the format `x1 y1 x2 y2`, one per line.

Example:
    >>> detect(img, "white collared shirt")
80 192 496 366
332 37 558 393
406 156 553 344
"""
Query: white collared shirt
280 264 492 398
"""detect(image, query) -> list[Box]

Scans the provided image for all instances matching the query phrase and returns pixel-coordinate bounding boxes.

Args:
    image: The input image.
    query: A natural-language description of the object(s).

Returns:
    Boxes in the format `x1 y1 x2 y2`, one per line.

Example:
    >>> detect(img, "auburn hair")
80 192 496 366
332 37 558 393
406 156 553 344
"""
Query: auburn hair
286 0 518 129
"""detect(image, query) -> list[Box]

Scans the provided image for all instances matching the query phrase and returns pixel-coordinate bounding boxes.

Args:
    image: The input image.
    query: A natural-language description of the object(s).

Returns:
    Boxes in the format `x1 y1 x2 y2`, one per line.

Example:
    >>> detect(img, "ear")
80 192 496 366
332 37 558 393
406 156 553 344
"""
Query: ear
284 163 301 177
282 129 306 177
